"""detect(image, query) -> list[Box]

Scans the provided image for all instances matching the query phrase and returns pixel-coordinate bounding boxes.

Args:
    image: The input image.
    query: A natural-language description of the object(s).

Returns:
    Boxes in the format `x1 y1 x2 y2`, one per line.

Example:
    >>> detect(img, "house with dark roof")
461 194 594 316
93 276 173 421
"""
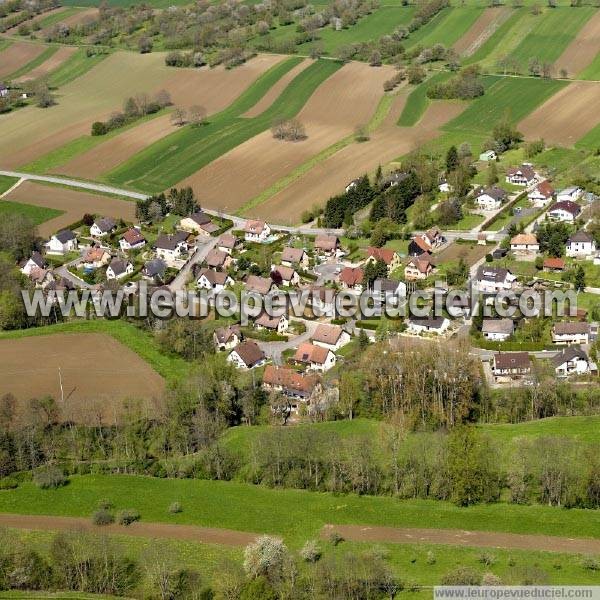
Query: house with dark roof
548 200 581 223
217 233 237 254
120 228 146 251
552 346 596 378
270 264 299 287
46 230 78 255
255 312 288 334
506 164 538 186
475 266 516 293
20 251 47 276
406 316 449 335
245 275 276 296
552 322 590 345
90 217 117 238
475 186 508 211
205 248 232 270
493 352 531 378
106 259 133 280
154 231 189 261
196 268 233 292
281 247 309 269
227 341 265 369
213 325 242 351
566 231 596 257
482 318 514 341
314 235 339 255
142 258 167 282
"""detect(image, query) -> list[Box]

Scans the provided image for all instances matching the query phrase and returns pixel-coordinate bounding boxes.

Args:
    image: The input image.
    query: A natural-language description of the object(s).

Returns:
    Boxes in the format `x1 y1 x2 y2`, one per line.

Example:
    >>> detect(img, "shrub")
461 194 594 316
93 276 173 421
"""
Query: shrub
0 477 18 490
168 501 182 514
441 567 482 586
91 121 107 136
92 509 115 526
327 531 344 546
117 509 141 526
582 556 600 571
33 467 67 489
300 539 321 562
478 552 496 566
426 550 436 565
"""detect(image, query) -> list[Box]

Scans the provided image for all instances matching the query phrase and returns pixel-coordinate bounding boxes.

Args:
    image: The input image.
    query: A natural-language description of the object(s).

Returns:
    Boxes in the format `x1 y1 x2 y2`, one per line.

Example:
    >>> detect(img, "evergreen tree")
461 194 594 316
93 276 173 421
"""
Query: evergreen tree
446 145 459 172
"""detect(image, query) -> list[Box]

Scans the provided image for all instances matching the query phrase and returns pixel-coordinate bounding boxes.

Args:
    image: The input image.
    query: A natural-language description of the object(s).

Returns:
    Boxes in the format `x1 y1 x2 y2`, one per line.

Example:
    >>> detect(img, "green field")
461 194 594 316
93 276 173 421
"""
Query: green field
398 71 452 126
106 57 341 193
47 48 109 88
579 53 600 81
0 175 19 195
0 200 63 225
6 44 57 80
444 75 567 134
35 6 82 29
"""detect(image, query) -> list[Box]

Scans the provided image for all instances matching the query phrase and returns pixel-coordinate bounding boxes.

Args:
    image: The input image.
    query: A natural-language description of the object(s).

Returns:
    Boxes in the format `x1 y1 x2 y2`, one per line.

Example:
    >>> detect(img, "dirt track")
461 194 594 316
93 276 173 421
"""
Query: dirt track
322 524 600 554
178 61 395 213
4 180 137 236
453 7 512 57
554 10 600 77
247 92 465 223
0 513 258 547
518 80 600 146
15 46 77 83
0 41 47 79
0 333 165 425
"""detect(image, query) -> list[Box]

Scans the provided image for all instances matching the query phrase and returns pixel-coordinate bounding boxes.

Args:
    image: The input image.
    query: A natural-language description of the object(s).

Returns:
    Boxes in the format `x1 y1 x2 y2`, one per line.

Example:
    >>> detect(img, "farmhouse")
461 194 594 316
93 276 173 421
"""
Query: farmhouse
311 323 350 351
493 352 531 378
120 228 146 251
475 186 507 211
245 275 276 296
506 164 537 187
217 233 237 254
244 219 271 243
142 258 167 282
154 231 189 261
566 231 596 257
90 217 116 238
548 200 581 222
227 341 266 370
406 316 449 335
314 234 339 255
205 248 232 270
280 247 309 269
339 267 364 292
474 266 516 293
255 312 288 334
552 322 590 345
365 247 401 274
179 211 218 236
213 325 242 351
404 256 433 281
552 346 595 378
271 265 299 287
106 259 134 280
482 318 514 341
510 233 539 255
262 365 320 413
46 230 78 255
196 268 233 292
528 181 555 207
20 251 47 276
294 342 336 372
557 186 583 203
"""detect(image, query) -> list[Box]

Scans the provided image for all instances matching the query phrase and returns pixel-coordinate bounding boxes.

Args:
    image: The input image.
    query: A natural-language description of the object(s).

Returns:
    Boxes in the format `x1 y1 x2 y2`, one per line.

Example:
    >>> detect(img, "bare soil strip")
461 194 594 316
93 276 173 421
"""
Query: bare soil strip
0 513 258 547
14 46 77 83
178 61 395 213
247 95 465 223
242 58 311 118
554 10 600 77
453 6 512 57
3 180 137 236
322 524 600 554
0 333 165 425
0 41 47 79
518 80 600 146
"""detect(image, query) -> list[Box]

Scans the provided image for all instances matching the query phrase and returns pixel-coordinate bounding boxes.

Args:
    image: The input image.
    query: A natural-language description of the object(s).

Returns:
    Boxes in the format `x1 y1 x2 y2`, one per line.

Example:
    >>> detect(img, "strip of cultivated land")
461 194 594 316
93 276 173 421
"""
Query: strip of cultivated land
105 58 342 192
519 81 600 146
554 9 600 78
36 7 97 39
453 6 513 57
0 40 47 79
14 46 77 83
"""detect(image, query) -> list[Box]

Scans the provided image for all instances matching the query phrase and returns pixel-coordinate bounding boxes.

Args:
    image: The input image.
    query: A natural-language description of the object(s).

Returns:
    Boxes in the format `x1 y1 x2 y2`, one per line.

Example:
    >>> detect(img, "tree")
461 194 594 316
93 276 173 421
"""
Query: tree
171 106 187 127
363 259 388 289
486 161 498 186
574 265 586 292
446 145 459 172
138 36 153 53
35 84 55 108
369 49 382 66
243 536 290 583
188 105 207 127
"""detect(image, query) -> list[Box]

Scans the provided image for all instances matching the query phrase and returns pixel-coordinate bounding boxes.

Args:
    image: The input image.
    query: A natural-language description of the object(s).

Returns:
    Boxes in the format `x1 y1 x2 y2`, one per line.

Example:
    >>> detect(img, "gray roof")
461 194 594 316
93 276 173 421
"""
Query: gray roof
482 319 514 335
55 230 76 243
476 266 510 283
143 258 167 277
155 230 188 250
476 186 507 201
108 259 129 276
94 217 116 233
568 230 594 244
552 346 588 368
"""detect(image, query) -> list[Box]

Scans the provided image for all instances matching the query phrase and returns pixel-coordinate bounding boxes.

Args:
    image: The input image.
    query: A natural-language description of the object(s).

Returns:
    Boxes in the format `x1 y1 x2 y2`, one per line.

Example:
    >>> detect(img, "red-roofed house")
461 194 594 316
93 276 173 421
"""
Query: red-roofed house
365 247 401 274
294 342 336 372
339 267 364 292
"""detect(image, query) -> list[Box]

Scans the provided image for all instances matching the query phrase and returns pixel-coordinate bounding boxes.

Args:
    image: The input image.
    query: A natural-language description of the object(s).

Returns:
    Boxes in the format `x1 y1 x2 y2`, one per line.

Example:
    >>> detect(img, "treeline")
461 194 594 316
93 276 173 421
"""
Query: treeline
134 186 198 222
0 0 59 32
427 66 485 100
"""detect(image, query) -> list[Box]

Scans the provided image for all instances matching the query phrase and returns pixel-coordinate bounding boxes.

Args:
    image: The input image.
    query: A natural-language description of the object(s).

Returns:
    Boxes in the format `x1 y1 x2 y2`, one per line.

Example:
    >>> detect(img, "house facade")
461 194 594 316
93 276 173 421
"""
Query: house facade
548 201 581 222
566 231 596 257
552 322 590 345
244 219 271 243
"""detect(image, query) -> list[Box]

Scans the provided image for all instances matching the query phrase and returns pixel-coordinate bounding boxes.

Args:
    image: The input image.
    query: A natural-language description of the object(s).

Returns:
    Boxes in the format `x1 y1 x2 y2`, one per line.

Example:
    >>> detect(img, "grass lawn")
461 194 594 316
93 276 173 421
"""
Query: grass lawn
397 71 452 127
6 45 57 80
47 48 109 89
0 175 19 195
0 320 191 382
34 6 81 28
449 212 484 231
0 200 63 225
106 57 341 193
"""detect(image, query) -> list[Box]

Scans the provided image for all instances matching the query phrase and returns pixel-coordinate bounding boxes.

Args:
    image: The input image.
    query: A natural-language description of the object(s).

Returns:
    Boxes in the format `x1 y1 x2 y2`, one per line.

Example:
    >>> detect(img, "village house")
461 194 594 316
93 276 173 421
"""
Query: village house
384 171 410 188
27 267 54 289
90 217 117 238
245 274 276 296
82 246 110 269
482 318 514 341
311 323 350 351
475 186 508 211
244 219 271 243
106 259 133 280
142 258 167 283
447 294 471 318
280 247 309 270
493 352 531 378
213 325 242 351
46 230 78 255
365 247 402 274
345 178 360 193
271 264 300 287
179 211 218 237
262 365 321 414
227 341 266 370
314 234 340 256
404 256 434 281
528 181 555 208
479 150 497 161
120 228 146 252
373 278 406 301
552 346 596 378
543 257 565 272
566 231 596 257
217 233 237 255
557 186 583 203
196 268 233 293
474 266 517 293
548 200 581 223
255 312 289 334
205 248 232 270
154 231 189 261
506 164 538 187
20 251 47 276
294 342 336 372
510 233 539 255
408 236 432 257
338 267 364 292
552 322 590 345
407 316 450 335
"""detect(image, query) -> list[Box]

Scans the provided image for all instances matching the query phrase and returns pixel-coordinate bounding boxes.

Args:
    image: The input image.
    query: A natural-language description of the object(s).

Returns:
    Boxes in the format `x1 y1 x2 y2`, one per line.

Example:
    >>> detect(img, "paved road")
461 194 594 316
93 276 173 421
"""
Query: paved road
168 236 218 292
257 319 320 364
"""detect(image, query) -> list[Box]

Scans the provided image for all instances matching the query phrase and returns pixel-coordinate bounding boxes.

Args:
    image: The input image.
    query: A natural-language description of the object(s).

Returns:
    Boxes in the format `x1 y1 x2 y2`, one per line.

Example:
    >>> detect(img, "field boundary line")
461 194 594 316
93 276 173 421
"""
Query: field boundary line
0 177 24 198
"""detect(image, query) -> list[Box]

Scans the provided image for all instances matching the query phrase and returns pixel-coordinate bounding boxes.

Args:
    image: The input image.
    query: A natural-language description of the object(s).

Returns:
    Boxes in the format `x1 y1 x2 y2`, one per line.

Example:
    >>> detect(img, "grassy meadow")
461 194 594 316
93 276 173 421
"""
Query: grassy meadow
0 200 63 225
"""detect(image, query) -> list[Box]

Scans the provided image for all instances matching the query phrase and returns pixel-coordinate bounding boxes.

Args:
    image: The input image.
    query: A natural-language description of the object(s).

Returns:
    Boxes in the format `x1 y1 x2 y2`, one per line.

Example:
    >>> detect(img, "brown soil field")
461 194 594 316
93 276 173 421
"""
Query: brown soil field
0 333 165 425
322 524 600 554
518 81 600 146
242 58 311 118
14 45 77 83
434 240 491 267
0 52 283 169
4 180 137 236
453 6 512 57
37 7 98 38
554 10 600 77
56 54 285 179
247 94 465 223
0 41 47 79
178 61 395 214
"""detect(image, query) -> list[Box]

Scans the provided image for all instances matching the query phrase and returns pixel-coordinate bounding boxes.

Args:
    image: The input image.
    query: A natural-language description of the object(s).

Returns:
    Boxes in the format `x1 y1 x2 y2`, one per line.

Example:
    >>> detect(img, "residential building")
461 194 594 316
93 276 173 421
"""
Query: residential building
338 267 364 292
294 342 336 372
404 256 433 281
281 247 309 269
474 266 516 293
46 230 78 255
552 322 590 345
106 259 133 280
244 219 271 243
311 324 350 351
255 313 288 334
154 231 189 261
82 246 110 269
475 186 507 211
506 164 537 187
543 257 565 272
213 325 242 351
365 247 402 274
205 248 232 270
179 211 218 236
142 258 167 282
217 233 237 254
528 181 555 208
566 231 596 257
373 278 406 301
271 264 299 287
120 228 146 252
482 318 514 341
510 233 539 255
479 150 497 161
548 200 581 222
309 286 335 317
262 365 320 413
493 352 531 377
20 251 47 276
553 346 595 378
314 235 339 255
196 268 233 293
245 275 275 296
557 186 583 203
90 217 116 238
406 316 449 335
227 341 266 369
